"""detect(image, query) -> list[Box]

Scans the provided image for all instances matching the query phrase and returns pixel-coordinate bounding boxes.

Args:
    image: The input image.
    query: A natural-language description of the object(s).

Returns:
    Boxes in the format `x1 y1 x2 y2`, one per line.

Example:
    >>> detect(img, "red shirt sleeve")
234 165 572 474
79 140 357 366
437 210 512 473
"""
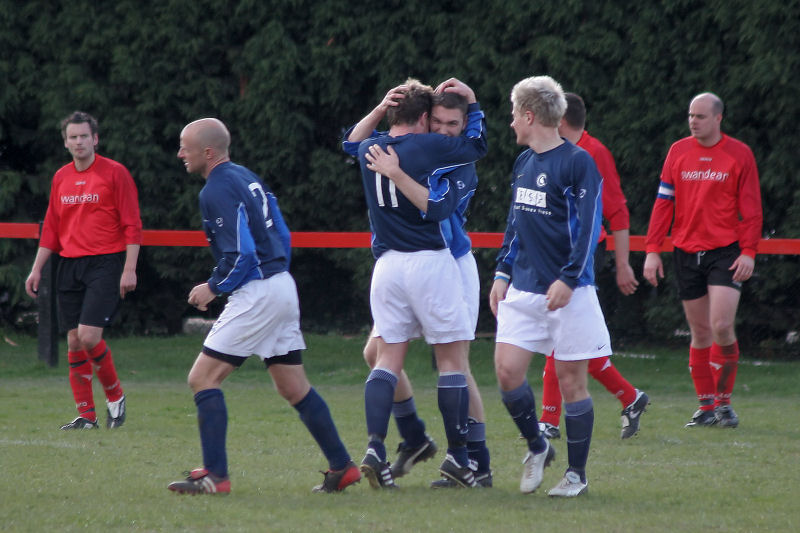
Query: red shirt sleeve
585 133 630 232
577 132 630 243
113 163 143 246
735 145 762 258
645 144 677 253
645 198 674 253
39 168 66 253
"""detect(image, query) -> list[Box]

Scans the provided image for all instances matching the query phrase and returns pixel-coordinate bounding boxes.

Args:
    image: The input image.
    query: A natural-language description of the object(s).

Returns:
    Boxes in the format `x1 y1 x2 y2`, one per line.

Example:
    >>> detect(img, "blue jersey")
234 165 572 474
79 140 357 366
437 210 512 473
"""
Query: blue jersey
347 103 486 258
439 164 478 259
199 162 291 294
496 141 603 294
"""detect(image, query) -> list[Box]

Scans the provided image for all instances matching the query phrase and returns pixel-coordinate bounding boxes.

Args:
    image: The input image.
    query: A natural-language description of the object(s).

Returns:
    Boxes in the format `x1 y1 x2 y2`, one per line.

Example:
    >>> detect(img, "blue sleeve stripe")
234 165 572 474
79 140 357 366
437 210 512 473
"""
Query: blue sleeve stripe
577 187 603 277
430 162 469 177
426 175 451 204
497 209 519 268
505 234 519 265
464 109 485 139
457 189 475 216
216 203 254 291
267 194 292 259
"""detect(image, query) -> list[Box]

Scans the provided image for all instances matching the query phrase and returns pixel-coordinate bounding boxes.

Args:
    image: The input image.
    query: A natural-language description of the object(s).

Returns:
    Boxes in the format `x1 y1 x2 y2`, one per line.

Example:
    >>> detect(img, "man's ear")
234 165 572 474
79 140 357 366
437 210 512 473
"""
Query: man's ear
526 110 535 124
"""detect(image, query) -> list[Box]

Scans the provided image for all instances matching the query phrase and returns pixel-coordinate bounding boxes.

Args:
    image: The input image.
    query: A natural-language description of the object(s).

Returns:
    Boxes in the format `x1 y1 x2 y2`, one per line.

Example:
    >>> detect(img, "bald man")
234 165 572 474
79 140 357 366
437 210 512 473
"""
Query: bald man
644 93 762 428
168 118 361 494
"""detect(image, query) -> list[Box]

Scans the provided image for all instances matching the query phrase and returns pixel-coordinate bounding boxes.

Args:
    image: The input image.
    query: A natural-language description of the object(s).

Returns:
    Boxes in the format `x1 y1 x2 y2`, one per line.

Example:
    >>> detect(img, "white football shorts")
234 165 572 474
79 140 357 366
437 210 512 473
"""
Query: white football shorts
456 252 480 333
370 249 474 344
204 271 306 360
495 284 611 361
370 251 479 339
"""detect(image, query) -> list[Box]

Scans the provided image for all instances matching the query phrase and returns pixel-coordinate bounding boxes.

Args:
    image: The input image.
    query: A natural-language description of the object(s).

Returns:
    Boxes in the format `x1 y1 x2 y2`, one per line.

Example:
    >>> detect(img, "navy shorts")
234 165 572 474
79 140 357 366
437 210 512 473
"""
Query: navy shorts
673 243 742 301
56 252 124 332
202 347 303 369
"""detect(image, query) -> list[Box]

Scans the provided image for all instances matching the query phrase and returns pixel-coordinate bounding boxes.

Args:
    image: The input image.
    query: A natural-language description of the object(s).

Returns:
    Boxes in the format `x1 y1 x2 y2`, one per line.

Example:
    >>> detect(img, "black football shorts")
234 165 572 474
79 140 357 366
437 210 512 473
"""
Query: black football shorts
673 242 742 301
56 252 124 331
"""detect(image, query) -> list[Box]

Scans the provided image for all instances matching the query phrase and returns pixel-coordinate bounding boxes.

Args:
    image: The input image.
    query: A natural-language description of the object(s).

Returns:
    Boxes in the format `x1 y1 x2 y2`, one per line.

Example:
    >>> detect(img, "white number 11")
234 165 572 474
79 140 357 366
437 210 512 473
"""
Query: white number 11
375 173 398 207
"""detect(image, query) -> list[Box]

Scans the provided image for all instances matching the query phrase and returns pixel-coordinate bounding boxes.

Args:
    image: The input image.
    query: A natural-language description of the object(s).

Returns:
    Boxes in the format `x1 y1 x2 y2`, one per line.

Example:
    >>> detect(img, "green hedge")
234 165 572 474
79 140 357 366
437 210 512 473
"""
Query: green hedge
2 1 798 355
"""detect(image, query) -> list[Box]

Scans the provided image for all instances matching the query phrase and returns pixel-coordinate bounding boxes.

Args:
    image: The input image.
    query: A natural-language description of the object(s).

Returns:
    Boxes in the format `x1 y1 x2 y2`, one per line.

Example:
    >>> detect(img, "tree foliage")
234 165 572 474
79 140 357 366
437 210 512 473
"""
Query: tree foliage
1 0 798 353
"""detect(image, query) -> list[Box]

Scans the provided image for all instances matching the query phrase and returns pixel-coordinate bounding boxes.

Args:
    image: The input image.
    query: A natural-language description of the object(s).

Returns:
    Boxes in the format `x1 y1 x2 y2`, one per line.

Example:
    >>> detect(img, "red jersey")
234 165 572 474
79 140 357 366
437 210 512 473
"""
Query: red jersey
40 154 142 258
577 131 630 242
645 134 762 257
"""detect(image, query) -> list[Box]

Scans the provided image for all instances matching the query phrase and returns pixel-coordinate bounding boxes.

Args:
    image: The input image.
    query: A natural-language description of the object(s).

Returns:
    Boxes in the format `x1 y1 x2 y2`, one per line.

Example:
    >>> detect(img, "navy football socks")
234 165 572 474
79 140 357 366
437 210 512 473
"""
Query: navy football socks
294 387 350 471
195 388 228 479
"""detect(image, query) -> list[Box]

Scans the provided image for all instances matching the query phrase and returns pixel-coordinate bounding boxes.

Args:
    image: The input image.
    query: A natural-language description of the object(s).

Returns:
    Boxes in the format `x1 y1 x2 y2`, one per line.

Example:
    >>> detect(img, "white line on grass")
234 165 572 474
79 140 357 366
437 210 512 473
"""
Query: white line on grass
0 438 90 449
615 352 658 359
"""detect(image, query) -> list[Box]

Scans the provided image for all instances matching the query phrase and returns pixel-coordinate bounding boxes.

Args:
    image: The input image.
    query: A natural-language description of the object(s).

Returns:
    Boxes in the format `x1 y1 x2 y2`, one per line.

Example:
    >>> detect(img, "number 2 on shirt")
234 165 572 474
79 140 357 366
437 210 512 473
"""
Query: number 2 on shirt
248 182 274 228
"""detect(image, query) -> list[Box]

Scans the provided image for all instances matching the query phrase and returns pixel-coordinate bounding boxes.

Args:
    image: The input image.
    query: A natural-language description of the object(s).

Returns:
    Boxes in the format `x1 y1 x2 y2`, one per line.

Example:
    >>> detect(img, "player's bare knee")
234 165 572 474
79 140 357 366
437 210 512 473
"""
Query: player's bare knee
276 381 309 405
363 346 377 369
267 361 310 404
495 363 521 390
187 372 207 393
689 324 713 346
711 319 735 340
77 332 102 351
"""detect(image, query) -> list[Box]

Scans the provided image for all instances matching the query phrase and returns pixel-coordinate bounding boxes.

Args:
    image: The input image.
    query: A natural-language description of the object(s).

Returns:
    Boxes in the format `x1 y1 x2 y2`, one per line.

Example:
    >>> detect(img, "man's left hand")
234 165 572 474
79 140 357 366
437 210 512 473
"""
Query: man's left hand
730 254 755 282
188 283 216 311
546 280 573 311
120 271 137 298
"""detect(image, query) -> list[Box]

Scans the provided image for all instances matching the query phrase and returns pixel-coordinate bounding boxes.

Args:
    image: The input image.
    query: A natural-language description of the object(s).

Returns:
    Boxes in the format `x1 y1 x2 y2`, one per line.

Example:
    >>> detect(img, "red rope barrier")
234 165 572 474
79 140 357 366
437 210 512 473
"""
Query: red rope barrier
2 223 799 254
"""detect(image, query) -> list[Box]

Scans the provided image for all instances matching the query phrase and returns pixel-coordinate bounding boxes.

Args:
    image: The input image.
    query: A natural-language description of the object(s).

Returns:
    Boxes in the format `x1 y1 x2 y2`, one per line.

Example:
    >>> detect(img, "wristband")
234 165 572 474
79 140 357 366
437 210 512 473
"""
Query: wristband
494 272 511 282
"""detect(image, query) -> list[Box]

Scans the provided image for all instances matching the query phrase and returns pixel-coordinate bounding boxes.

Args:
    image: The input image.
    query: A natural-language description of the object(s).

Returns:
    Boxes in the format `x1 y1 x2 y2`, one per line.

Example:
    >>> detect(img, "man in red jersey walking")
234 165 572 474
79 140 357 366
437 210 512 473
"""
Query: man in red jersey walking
25 111 142 430
643 93 762 428
538 93 649 440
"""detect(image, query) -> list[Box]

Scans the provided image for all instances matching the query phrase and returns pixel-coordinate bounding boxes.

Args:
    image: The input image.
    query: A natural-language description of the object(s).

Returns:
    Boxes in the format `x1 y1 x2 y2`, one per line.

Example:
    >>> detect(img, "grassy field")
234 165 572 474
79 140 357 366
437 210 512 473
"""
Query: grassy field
1 331 798 532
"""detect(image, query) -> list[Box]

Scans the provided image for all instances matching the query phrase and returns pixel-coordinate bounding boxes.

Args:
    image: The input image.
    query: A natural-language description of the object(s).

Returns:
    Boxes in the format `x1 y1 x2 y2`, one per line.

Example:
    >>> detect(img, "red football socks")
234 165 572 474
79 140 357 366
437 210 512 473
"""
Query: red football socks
88 340 124 403
68 350 96 421
710 342 739 406
689 346 715 410
541 352 639 426
588 356 637 408
539 353 562 426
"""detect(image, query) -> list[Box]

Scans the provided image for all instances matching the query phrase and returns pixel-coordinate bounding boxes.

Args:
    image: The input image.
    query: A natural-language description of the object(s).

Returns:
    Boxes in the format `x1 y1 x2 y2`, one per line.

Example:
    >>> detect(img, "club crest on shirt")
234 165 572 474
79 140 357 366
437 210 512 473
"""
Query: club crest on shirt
536 173 547 187
216 217 224 227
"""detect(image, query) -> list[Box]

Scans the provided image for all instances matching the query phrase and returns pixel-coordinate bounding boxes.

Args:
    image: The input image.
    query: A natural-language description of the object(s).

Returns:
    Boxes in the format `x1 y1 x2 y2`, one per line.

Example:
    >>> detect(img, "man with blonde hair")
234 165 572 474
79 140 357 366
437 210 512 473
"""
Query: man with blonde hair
491 75 607 497
537 92 649 441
